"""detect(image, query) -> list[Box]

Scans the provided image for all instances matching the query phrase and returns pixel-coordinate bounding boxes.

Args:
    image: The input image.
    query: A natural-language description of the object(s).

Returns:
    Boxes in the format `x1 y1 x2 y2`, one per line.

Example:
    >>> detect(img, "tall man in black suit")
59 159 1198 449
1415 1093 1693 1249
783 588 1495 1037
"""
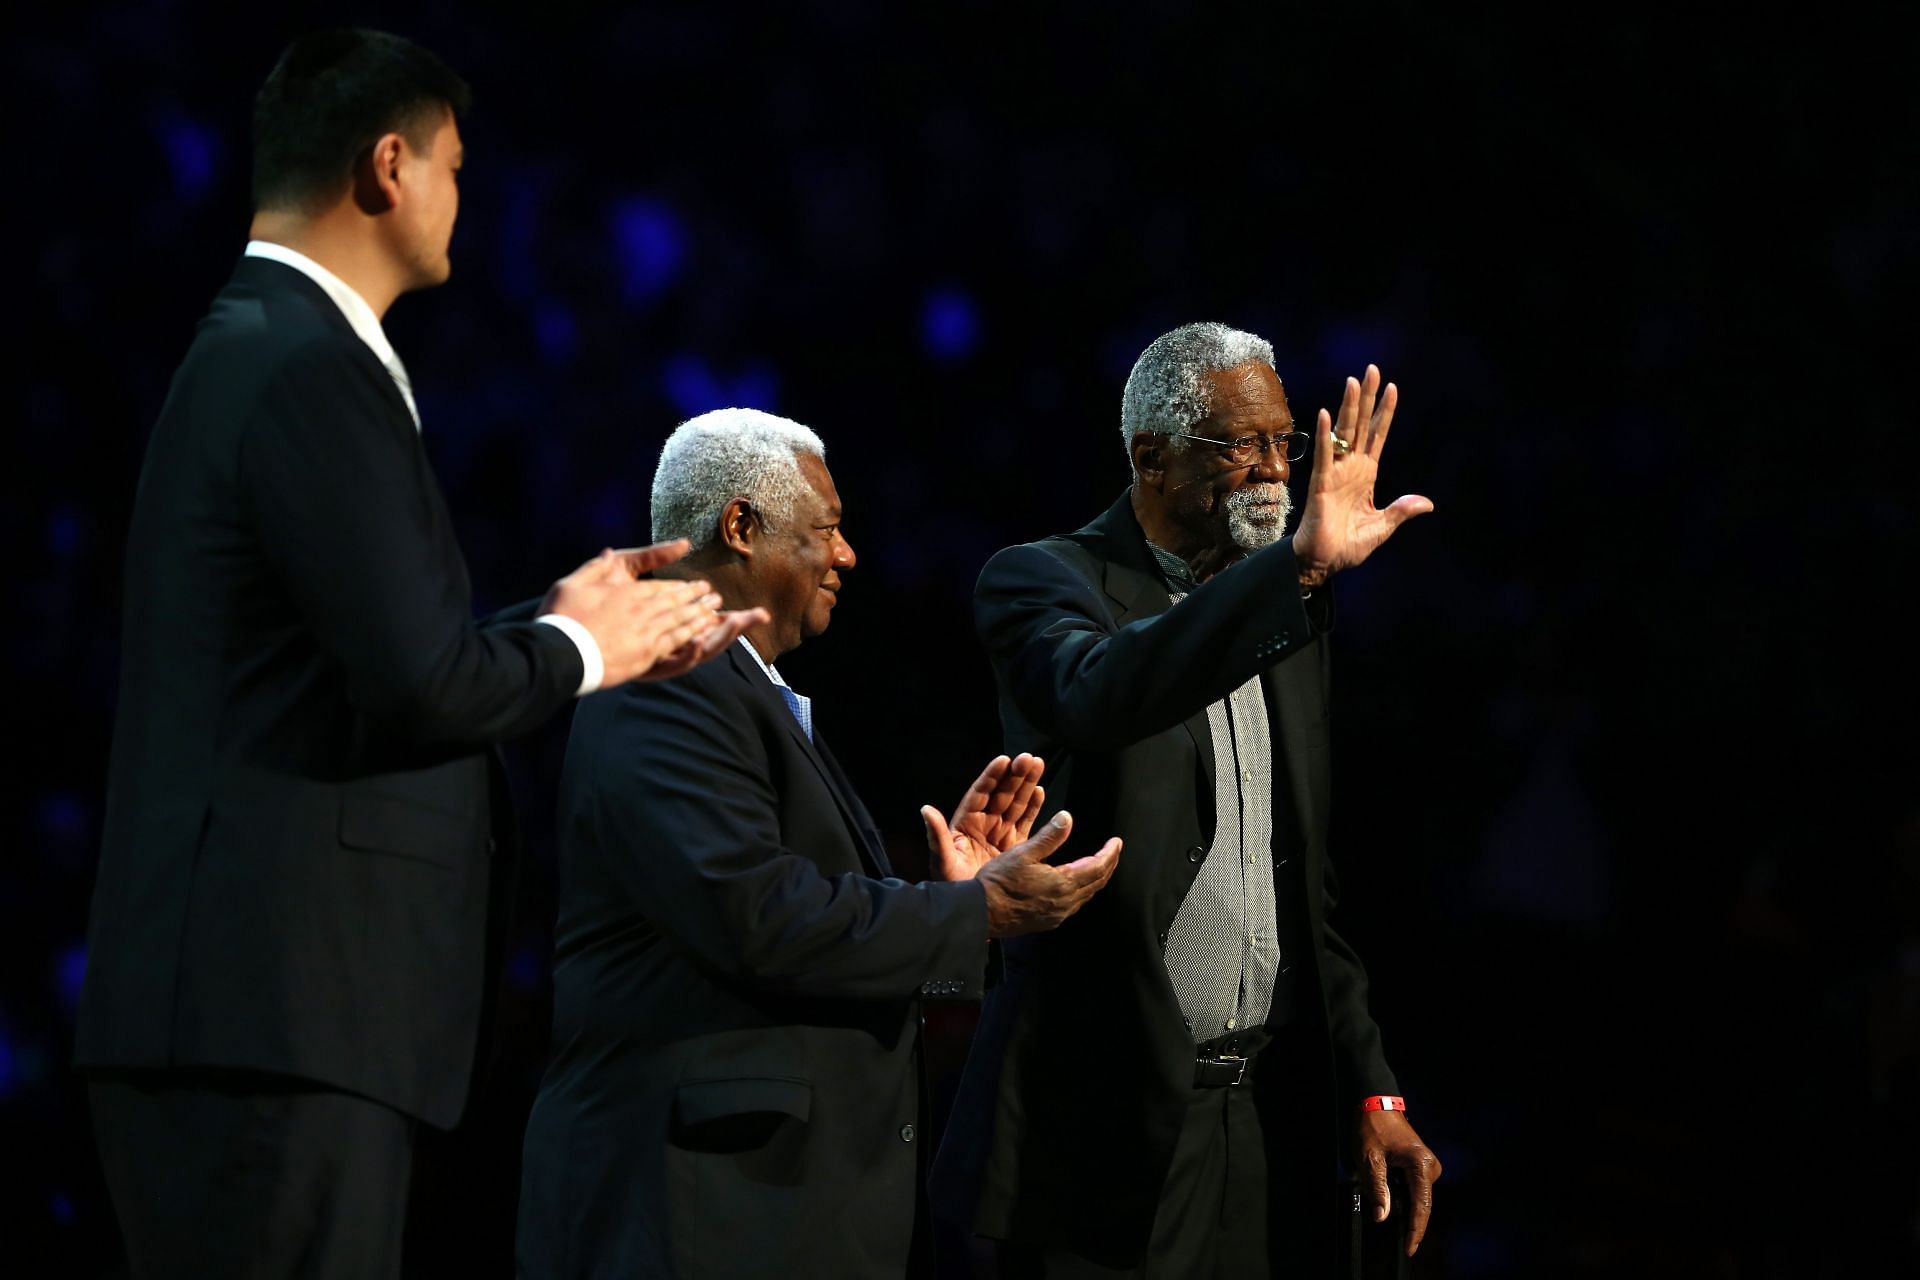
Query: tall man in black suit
517 408 1122 1279
931 322 1443 1277
76 30 762 1279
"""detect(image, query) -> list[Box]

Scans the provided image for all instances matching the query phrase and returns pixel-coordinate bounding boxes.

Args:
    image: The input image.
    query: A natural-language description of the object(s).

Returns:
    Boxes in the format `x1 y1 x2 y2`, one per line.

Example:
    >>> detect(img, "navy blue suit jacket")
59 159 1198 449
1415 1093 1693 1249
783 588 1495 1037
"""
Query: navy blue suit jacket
519 643 989 1278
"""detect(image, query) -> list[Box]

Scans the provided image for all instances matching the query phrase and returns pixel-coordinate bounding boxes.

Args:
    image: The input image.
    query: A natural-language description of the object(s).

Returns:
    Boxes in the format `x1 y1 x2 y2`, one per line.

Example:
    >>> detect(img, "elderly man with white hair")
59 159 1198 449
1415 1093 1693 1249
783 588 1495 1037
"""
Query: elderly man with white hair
930 323 1440 1277
516 407 1122 1279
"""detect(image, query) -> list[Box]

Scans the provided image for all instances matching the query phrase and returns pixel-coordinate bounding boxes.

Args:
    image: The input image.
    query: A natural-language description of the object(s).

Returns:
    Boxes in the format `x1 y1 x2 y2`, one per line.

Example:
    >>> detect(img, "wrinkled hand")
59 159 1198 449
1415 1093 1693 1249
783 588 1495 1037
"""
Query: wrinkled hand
542 543 761 687
976 811 1120 938
920 752 1046 881
1357 1109 1442 1256
637 607 769 681
607 543 769 680
1290 364 1434 588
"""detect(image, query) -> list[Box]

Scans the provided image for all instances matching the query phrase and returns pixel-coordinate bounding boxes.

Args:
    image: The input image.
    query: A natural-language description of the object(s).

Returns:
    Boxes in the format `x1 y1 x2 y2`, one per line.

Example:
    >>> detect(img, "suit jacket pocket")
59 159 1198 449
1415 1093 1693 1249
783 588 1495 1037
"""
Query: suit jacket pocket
337 787 475 868
670 1076 812 1154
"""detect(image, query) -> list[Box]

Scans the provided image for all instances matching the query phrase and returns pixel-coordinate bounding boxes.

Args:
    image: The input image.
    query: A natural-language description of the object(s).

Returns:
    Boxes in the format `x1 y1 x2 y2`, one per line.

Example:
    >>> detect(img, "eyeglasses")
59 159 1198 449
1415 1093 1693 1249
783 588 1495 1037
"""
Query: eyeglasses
1170 429 1310 465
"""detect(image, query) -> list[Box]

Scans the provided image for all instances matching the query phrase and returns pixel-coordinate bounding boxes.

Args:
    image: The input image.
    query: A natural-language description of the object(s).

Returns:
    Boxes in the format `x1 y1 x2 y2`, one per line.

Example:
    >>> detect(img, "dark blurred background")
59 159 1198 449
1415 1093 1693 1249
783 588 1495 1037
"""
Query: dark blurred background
6 2 1916 1276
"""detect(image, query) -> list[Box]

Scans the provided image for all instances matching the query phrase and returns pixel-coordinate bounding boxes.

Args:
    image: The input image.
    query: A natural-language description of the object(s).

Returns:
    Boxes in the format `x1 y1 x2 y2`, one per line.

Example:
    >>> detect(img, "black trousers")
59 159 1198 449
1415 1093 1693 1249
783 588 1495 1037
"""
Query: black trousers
995 1066 1272 1279
88 1069 416 1280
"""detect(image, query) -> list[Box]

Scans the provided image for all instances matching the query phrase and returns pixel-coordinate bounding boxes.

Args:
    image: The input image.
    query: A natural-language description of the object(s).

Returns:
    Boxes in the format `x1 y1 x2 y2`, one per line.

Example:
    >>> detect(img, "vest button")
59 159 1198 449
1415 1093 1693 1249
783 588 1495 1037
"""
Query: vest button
900 1124 916 1143
1186 846 1204 863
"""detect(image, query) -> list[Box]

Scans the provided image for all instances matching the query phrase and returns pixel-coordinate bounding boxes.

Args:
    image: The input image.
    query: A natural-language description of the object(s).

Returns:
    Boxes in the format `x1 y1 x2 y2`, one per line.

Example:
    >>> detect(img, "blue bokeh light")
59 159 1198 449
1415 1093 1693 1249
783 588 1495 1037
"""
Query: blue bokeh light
660 356 782 419
534 301 578 366
921 288 980 361
661 354 722 418
496 173 547 303
729 363 779 411
55 941 88 1014
157 115 218 204
608 197 687 304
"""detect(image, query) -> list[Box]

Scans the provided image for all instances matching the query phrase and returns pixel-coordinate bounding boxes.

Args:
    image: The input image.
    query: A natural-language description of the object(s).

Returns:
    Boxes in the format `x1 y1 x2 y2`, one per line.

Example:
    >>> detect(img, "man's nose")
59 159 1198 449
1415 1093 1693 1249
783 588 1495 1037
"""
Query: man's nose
835 535 857 569
1247 448 1289 482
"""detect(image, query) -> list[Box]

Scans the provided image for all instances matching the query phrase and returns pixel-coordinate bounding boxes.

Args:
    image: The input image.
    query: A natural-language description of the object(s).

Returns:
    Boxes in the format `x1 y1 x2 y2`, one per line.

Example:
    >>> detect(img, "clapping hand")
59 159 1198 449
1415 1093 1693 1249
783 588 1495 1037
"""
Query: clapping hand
920 752 1047 882
920 752 1120 938
542 542 767 687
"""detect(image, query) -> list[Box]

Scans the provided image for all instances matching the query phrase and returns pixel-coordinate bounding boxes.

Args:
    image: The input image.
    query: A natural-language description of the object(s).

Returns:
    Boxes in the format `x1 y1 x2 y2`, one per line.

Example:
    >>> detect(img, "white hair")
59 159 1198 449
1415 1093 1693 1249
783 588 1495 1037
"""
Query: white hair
650 407 826 550
1119 321 1277 470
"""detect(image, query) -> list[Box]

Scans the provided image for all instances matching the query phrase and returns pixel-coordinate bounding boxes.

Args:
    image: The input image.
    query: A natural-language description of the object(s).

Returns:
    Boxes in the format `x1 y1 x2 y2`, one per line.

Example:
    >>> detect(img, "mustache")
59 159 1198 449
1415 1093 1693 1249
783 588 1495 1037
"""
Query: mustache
1225 483 1290 512
1166 464 1295 499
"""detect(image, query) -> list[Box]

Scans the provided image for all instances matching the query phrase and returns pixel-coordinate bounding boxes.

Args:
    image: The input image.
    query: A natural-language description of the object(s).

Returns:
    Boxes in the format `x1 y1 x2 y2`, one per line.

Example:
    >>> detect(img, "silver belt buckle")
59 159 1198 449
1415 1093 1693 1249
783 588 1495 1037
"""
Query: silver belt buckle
1212 1052 1248 1085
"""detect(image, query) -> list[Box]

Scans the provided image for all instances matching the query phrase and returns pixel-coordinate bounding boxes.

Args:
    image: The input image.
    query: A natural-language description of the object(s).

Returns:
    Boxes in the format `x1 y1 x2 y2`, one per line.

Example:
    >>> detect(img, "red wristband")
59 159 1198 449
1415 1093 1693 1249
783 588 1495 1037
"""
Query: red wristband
1360 1095 1406 1113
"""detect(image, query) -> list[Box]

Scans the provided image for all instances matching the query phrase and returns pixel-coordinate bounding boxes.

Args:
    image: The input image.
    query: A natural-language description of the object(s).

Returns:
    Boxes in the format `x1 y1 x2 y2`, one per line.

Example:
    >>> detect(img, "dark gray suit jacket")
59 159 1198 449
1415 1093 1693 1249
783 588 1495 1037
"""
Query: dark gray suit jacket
77 256 583 1128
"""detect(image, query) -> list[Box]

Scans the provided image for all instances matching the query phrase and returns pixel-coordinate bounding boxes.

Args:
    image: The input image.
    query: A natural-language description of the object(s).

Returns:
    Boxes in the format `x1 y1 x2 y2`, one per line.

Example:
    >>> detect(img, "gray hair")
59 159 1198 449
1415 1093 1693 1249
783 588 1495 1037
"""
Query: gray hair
1119 321 1277 469
650 407 826 550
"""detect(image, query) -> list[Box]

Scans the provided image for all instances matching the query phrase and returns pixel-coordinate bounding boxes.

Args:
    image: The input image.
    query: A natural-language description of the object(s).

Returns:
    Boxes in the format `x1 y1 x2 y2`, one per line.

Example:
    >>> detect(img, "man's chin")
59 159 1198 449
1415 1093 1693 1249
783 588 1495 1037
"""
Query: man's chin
407 257 453 293
1228 513 1287 552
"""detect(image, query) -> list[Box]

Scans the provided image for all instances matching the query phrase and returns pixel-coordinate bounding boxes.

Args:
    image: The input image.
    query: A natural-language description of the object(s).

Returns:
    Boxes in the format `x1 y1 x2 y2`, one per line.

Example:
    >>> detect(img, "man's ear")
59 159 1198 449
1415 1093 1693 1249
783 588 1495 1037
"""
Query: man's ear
716 498 759 558
1130 434 1169 489
354 132 407 215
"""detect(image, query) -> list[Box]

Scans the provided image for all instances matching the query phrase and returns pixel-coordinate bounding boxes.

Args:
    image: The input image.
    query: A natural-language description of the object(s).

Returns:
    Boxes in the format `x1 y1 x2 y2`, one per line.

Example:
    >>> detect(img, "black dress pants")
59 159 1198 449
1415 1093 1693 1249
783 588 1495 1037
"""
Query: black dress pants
995 1066 1272 1279
88 1068 416 1280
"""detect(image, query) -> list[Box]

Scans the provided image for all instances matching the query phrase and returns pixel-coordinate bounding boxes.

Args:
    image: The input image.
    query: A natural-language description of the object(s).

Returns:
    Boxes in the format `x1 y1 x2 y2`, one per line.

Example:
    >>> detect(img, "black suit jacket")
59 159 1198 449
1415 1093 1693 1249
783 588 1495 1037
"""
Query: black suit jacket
517 644 989 1279
75 256 584 1128
929 490 1400 1271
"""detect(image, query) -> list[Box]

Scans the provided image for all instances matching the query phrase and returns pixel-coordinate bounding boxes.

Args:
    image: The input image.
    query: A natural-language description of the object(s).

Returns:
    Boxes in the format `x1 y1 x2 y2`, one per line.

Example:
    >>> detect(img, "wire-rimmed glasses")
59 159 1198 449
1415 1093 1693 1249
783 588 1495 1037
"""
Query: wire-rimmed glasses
1170 429 1311 465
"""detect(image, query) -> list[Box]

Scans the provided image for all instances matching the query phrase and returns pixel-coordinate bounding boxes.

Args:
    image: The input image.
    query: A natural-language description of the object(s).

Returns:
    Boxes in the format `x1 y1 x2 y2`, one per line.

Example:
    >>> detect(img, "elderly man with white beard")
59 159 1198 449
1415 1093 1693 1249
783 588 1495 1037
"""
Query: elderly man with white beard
930 322 1443 1277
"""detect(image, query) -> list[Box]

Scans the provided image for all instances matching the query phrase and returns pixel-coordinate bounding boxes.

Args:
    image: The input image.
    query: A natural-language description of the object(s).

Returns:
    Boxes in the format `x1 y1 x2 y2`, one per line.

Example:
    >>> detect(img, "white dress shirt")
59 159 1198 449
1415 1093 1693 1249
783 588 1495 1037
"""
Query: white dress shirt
243 240 603 695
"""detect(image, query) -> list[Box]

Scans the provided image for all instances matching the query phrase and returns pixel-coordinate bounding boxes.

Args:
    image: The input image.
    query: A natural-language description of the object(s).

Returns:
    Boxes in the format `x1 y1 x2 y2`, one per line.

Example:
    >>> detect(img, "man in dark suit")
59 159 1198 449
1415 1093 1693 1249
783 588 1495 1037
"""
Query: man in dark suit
76 30 762 1279
930 322 1444 1277
517 408 1122 1279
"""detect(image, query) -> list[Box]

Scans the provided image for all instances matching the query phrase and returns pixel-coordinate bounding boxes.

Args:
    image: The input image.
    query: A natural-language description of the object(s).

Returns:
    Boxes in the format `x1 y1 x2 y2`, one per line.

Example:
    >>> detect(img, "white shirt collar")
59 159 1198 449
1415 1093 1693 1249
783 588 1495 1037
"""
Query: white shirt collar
243 240 420 430
736 636 790 688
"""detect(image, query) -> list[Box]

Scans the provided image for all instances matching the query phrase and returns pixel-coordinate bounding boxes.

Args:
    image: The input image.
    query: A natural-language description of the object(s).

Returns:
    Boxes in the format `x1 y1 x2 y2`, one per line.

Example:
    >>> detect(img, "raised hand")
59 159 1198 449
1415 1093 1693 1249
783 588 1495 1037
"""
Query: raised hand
920 753 1047 882
541 543 746 687
975 811 1121 939
1289 364 1434 587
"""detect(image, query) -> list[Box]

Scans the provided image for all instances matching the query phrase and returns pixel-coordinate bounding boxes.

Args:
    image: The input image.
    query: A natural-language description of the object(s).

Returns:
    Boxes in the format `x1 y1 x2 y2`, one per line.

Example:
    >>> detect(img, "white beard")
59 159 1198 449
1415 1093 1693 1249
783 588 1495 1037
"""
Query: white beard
1225 483 1292 551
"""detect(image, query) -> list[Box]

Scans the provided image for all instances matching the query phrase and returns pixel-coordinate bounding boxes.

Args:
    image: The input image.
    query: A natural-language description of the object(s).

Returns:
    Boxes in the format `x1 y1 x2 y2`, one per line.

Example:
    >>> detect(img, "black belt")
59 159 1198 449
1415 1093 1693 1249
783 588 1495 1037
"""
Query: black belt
1192 1027 1274 1088
1193 1051 1251 1088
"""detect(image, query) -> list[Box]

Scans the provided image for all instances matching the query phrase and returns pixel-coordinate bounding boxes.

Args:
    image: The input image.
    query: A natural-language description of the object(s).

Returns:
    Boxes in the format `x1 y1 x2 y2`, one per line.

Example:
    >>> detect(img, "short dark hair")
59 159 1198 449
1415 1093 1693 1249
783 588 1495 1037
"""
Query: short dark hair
251 28 472 213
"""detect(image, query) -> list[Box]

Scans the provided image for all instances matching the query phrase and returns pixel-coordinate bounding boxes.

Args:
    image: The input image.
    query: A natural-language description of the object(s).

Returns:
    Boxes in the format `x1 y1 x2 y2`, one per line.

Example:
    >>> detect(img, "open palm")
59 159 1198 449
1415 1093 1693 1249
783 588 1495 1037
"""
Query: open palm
1291 363 1433 583
921 753 1047 881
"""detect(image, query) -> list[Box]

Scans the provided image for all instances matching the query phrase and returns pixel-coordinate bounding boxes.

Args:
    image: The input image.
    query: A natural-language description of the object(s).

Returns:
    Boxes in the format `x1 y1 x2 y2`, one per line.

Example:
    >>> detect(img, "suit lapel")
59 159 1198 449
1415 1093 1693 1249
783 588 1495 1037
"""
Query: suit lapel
728 647 891 879
811 731 893 878
233 257 421 437
1259 663 1316 849
1092 506 1217 808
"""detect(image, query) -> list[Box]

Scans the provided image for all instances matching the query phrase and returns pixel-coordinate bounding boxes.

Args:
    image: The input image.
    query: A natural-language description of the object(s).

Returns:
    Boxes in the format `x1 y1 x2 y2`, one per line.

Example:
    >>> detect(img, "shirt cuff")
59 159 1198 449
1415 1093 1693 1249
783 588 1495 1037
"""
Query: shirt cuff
535 614 604 696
